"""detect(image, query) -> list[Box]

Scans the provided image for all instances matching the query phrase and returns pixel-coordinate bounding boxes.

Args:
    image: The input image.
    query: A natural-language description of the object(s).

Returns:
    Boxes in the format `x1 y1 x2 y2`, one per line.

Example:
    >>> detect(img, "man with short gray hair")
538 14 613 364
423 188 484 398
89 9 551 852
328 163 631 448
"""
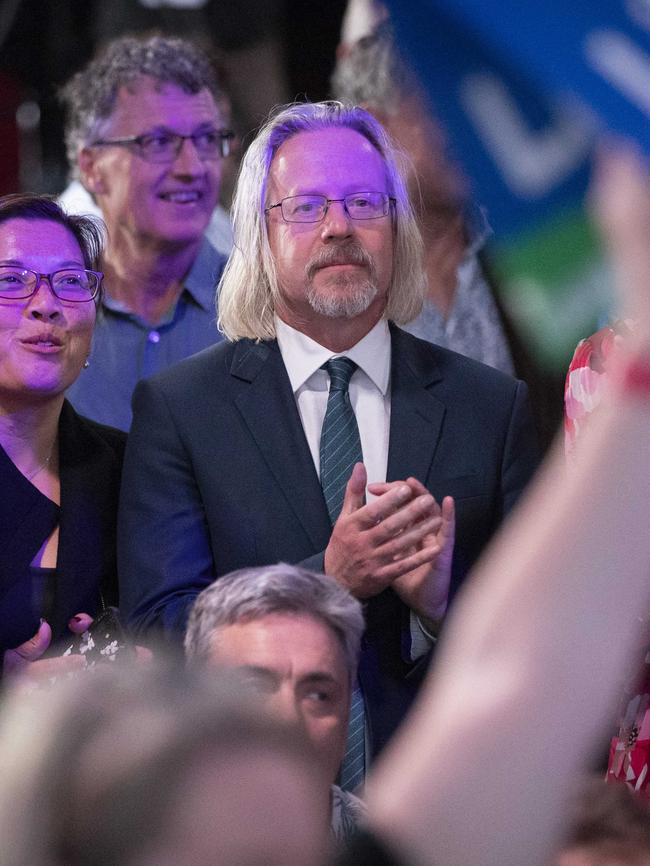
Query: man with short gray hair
185 563 367 842
59 34 233 430
185 562 364 676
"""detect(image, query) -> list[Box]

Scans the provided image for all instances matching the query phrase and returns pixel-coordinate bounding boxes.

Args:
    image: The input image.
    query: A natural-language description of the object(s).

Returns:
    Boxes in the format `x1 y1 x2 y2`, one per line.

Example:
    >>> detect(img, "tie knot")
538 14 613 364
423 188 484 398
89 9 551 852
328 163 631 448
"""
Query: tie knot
325 357 357 392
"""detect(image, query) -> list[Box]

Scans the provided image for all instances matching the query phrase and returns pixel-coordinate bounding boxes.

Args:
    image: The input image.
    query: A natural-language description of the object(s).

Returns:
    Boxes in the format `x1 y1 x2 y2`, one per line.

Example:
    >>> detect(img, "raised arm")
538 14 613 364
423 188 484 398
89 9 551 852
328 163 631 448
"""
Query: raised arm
366 146 650 866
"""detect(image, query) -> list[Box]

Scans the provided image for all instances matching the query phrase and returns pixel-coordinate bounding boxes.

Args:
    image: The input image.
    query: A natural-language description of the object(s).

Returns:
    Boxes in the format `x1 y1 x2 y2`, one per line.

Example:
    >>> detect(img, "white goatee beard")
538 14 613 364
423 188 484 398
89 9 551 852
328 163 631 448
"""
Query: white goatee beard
306 273 378 319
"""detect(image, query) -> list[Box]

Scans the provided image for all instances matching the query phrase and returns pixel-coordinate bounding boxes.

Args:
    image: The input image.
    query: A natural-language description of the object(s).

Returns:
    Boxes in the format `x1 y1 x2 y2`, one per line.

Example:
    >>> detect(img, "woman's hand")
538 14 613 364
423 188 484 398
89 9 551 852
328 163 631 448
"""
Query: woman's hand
3 615 91 684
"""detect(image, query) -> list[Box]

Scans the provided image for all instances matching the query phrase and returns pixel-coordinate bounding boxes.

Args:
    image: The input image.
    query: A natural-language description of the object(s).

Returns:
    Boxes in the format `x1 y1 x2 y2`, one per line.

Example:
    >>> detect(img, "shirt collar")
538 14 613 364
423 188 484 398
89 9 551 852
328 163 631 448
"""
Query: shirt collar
462 202 492 257
101 236 225 316
275 315 391 395
185 237 227 311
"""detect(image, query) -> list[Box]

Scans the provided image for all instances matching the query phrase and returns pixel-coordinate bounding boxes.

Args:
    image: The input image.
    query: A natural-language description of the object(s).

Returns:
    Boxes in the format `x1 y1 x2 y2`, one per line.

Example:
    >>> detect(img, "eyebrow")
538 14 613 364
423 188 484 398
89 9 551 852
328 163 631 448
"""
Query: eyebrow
298 672 340 686
235 665 279 682
0 259 86 268
233 666 340 687
141 122 221 135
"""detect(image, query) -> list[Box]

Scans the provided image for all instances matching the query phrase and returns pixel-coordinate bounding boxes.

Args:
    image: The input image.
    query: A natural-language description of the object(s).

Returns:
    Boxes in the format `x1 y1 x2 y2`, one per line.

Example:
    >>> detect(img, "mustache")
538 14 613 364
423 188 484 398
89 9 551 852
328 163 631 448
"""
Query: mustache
306 244 373 281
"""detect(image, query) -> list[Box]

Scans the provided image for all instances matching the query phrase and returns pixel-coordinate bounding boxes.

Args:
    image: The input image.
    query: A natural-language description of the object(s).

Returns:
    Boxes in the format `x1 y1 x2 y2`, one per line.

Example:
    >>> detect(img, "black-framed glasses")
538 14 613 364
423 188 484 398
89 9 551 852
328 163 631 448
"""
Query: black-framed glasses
0 267 103 302
91 128 235 162
265 191 395 224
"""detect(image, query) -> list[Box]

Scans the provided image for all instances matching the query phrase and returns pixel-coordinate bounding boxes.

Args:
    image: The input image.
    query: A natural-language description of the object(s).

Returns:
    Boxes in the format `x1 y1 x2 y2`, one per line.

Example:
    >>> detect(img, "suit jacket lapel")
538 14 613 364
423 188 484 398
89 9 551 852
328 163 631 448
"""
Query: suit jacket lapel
387 326 446 484
230 339 332 551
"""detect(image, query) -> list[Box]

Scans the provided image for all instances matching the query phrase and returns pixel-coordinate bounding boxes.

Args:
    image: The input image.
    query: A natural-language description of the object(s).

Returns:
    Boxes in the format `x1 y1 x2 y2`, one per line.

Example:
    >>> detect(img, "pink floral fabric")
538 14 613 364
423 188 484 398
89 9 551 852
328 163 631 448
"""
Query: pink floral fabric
564 325 618 458
607 645 650 803
565 323 650 802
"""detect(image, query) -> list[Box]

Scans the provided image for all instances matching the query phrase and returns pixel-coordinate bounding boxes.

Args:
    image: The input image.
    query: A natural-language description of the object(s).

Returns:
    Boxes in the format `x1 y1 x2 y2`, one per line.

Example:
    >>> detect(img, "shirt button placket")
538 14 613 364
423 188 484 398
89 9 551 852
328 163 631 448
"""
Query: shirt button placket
143 329 161 379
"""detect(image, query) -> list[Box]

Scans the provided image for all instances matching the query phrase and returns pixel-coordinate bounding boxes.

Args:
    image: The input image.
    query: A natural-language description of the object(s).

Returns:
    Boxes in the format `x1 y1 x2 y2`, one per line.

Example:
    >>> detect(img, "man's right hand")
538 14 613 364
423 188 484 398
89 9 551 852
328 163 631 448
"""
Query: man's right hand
323 463 443 598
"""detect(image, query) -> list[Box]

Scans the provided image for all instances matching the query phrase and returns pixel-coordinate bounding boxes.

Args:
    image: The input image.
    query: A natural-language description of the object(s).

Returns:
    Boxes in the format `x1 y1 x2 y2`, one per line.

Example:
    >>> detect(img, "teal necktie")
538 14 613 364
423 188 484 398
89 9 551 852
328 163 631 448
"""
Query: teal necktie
320 357 366 792
320 357 363 522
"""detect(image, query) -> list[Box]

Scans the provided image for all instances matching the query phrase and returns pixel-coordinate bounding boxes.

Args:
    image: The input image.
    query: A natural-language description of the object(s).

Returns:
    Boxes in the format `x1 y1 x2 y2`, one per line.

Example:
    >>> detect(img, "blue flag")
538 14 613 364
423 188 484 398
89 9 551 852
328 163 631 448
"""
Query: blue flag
385 1 650 366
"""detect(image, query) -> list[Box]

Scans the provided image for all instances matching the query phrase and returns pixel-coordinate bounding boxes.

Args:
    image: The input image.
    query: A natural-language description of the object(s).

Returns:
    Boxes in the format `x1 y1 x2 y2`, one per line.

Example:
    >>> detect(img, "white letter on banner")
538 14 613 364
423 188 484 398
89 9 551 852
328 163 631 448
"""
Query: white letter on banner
625 0 650 35
460 73 594 199
585 29 650 117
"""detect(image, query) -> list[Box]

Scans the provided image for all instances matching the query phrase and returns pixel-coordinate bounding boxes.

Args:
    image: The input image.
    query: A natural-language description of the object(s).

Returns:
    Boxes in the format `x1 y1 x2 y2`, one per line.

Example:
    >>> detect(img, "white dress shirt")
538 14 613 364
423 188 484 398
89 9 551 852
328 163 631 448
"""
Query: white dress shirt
275 316 432 659
275 316 391 490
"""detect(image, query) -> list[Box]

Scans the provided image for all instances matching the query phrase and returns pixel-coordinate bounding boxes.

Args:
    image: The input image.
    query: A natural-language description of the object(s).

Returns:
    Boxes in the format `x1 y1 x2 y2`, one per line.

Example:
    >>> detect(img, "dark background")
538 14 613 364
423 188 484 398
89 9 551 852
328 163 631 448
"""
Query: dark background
0 0 347 195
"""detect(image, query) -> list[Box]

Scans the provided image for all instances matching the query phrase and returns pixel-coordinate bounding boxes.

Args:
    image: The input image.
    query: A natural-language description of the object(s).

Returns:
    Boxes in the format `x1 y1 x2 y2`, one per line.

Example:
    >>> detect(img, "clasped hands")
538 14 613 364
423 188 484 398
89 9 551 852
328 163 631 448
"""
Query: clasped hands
324 463 455 624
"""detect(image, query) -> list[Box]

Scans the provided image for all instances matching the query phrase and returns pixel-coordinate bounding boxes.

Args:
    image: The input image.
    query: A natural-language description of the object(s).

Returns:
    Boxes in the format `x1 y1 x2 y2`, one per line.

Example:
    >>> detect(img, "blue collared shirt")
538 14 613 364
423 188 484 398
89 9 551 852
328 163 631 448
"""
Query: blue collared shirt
67 238 226 431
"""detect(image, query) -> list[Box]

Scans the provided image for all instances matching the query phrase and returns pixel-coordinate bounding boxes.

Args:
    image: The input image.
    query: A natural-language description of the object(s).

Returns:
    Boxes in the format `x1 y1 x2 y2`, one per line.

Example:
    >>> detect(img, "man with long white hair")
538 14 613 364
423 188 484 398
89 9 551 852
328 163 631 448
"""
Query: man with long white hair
119 101 539 783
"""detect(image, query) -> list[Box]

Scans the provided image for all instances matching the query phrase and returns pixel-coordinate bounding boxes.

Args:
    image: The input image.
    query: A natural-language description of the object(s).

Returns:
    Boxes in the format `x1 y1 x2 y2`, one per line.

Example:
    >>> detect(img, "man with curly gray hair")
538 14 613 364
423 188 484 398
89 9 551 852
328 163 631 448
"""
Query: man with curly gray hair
119 99 539 789
59 34 233 430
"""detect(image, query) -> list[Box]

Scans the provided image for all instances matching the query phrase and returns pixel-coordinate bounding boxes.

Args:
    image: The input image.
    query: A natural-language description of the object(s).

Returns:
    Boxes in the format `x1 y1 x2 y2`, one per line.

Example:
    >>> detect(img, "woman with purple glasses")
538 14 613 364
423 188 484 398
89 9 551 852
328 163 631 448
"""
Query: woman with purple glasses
0 194 125 682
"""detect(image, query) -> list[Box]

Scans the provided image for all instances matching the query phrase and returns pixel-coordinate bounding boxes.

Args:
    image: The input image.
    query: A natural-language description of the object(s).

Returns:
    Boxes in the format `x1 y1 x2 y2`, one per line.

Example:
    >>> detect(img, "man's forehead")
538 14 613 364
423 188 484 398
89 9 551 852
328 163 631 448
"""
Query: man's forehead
211 612 346 662
268 127 389 196
121 74 196 97
107 76 221 126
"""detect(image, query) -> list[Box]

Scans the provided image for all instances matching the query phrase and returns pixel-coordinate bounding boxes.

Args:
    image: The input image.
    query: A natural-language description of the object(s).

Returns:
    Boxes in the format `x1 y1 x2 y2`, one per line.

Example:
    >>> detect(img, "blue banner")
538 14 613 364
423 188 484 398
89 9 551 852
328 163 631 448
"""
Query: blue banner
384 1 650 365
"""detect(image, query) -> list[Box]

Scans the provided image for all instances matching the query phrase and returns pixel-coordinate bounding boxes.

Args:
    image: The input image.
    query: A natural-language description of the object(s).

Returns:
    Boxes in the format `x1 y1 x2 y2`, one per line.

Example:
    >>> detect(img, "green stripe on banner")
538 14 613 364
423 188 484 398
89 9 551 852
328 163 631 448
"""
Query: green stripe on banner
493 208 611 370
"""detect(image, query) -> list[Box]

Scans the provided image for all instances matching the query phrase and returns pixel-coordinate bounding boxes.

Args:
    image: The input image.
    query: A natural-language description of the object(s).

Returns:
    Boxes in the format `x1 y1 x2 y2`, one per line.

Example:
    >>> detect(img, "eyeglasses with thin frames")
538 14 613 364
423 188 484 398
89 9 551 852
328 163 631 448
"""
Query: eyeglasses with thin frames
265 191 395 224
0 267 103 303
91 128 235 163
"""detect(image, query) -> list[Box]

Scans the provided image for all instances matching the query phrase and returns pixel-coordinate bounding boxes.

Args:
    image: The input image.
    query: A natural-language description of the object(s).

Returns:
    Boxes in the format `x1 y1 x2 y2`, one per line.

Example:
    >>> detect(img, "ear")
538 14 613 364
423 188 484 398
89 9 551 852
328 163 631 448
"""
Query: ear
78 146 107 196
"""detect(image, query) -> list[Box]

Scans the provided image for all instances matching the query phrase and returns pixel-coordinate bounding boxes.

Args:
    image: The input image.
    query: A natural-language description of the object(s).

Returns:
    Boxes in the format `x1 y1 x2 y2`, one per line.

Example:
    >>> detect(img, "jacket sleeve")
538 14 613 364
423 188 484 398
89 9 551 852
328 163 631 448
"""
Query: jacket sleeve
500 378 542 520
118 377 217 642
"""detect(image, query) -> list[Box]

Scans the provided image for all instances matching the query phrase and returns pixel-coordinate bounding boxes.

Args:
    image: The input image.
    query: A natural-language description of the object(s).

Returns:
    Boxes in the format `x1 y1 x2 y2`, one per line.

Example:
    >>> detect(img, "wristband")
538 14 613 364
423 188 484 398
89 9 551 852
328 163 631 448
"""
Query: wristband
620 358 650 393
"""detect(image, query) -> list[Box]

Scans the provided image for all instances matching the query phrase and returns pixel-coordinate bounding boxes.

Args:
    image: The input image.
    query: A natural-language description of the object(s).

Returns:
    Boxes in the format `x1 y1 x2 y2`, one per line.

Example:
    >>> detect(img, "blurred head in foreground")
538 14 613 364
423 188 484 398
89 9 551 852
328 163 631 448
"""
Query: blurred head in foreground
0 662 329 866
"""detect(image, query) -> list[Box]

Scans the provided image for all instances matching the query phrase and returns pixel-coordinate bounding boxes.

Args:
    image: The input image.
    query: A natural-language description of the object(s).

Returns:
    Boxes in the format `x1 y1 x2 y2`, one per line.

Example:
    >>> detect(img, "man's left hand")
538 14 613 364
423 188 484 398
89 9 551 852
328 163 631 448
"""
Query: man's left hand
367 478 455 624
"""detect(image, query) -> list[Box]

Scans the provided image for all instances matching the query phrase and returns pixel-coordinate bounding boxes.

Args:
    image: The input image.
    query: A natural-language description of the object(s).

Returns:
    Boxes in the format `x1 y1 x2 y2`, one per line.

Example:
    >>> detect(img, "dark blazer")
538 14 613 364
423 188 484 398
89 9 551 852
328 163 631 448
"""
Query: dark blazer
0 401 126 652
118 325 539 752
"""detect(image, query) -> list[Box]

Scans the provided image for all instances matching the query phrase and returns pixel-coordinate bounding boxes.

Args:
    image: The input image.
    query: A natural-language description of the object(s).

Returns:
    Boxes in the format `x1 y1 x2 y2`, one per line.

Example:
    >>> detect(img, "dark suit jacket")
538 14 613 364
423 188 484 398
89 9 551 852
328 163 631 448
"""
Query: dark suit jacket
0 401 126 651
118 325 539 752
